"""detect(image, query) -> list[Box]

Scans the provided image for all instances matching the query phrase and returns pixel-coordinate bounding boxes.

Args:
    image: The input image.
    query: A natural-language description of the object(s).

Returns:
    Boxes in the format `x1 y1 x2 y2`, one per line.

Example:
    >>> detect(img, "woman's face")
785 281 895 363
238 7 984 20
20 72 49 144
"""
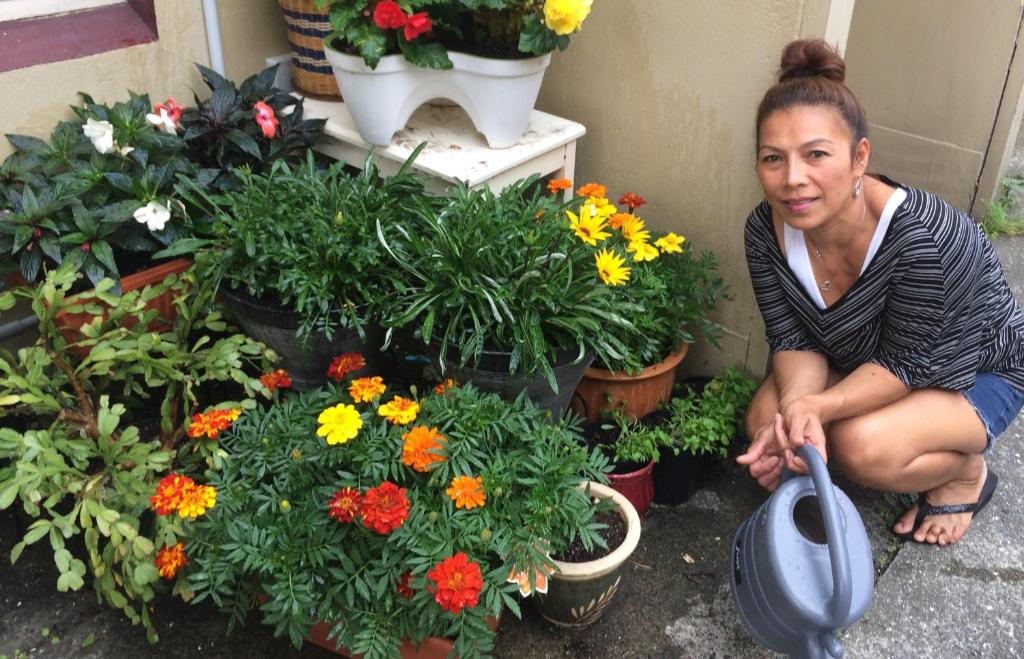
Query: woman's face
756 104 868 231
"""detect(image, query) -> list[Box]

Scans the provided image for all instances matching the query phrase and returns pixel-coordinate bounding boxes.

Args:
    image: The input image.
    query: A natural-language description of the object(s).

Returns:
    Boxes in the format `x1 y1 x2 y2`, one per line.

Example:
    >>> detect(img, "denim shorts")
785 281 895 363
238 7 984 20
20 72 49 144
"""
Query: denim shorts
961 373 1024 451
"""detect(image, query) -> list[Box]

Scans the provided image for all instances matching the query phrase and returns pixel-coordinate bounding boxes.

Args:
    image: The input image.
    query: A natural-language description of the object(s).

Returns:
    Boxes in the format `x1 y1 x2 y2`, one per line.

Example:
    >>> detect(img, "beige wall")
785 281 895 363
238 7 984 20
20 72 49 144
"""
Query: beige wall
0 0 288 160
536 0 842 378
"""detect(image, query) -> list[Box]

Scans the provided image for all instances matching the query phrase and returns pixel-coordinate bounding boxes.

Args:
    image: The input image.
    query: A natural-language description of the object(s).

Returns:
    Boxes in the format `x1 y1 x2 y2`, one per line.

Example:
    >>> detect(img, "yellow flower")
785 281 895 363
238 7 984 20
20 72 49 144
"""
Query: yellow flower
608 212 633 230
348 376 386 403
595 248 630 286
620 215 651 243
628 240 660 262
544 0 592 34
317 403 363 445
655 232 686 254
177 484 217 519
447 475 486 510
585 197 617 220
566 205 610 245
378 396 420 425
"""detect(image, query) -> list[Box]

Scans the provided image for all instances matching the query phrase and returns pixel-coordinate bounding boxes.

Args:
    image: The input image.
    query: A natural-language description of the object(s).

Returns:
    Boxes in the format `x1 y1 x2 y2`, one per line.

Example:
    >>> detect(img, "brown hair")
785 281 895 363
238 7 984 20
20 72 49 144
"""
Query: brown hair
756 39 868 152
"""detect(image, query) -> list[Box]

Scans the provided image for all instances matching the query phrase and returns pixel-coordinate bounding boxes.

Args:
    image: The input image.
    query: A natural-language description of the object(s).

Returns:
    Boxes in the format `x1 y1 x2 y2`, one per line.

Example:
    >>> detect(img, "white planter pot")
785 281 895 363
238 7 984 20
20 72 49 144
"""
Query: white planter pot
324 44 551 149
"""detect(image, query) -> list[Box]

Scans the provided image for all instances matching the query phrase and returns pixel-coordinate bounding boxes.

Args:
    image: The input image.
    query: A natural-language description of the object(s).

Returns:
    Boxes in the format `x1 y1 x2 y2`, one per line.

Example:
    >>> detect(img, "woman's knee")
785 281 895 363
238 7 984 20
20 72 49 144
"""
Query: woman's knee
829 416 892 487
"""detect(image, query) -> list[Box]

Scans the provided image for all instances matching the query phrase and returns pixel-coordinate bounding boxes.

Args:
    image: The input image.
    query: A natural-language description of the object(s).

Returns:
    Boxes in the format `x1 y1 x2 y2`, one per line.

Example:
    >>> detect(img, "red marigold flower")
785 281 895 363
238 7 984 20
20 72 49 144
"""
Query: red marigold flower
327 486 362 524
403 11 432 41
618 192 647 211
253 101 279 139
547 177 572 194
327 353 366 382
360 481 410 535
396 571 415 600
155 543 187 580
259 369 292 392
576 182 607 198
187 408 242 440
150 473 195 515
373 0 407 29
427 552 483 614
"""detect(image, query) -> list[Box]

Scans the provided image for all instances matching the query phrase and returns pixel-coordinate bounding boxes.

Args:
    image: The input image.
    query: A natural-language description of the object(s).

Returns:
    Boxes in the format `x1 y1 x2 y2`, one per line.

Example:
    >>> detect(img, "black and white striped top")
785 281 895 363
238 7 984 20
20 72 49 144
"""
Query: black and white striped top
745 179 1024 391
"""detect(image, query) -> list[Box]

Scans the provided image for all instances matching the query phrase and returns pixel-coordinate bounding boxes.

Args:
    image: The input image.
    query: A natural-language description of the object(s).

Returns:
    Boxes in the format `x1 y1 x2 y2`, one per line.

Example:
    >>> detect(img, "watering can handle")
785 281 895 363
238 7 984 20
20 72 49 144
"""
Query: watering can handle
796 444 853 630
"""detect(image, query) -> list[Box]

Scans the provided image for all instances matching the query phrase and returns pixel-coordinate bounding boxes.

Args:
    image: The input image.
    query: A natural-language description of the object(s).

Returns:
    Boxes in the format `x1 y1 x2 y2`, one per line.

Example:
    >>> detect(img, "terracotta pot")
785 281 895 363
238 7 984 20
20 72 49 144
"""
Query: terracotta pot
535 482 642 628
306 613 500 657
607 459 655 518
54 258 192 350
571 345 689 421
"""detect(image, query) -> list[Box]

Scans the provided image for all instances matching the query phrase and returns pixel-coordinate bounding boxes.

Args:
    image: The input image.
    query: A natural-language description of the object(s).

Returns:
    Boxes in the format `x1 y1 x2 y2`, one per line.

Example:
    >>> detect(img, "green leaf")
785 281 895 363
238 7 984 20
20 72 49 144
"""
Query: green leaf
396 38 453 70
22 520 50 544
225 129 261 161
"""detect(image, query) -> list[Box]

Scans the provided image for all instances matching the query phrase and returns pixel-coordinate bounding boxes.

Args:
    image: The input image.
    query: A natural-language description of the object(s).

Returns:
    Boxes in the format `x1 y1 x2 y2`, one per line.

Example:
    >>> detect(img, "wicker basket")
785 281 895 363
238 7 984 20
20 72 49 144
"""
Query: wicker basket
278 0 341 99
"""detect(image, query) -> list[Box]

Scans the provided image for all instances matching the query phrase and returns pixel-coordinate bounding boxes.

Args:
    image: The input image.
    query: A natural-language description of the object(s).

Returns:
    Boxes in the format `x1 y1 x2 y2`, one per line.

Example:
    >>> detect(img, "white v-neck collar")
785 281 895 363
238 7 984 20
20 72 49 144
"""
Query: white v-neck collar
784 187 907 309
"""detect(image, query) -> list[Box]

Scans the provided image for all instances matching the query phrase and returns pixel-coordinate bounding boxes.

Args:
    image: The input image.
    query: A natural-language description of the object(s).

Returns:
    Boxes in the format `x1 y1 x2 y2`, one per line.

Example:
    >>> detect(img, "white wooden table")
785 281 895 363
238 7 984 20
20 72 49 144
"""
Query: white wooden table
296 96 586 198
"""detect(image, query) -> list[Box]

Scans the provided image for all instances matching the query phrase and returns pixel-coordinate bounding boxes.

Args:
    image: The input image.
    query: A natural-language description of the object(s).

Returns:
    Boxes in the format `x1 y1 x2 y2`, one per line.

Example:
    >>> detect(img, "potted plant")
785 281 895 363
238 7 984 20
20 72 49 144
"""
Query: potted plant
184 376 609 658
652 366 758 504
585 408 672 517
0 263 274 643
278 0 343 99
318 0 595 146
167 149 427 390
566 184 727 421
376 175 637 416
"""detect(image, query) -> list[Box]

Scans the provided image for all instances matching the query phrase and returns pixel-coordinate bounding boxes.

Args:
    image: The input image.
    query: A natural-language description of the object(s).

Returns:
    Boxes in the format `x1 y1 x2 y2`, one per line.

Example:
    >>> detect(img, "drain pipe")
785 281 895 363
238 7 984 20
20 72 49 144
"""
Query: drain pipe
202 0 226 76
0 314 36 341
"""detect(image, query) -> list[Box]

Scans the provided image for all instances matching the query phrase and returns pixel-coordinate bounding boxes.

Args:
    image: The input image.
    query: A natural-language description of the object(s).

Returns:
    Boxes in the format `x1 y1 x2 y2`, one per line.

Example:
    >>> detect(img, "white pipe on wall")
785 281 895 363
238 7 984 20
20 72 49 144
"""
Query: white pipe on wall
201 0 226 75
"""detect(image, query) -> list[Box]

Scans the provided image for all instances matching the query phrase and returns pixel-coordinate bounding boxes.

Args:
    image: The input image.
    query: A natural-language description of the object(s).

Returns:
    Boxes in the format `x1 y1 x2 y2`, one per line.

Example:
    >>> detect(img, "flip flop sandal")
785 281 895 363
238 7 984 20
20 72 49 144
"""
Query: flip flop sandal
892 468 999 543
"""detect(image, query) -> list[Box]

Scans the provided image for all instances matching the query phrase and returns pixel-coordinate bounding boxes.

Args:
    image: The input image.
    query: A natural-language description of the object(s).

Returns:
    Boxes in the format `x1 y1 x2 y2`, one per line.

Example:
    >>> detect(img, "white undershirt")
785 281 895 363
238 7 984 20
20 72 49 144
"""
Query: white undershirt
785 187 907 309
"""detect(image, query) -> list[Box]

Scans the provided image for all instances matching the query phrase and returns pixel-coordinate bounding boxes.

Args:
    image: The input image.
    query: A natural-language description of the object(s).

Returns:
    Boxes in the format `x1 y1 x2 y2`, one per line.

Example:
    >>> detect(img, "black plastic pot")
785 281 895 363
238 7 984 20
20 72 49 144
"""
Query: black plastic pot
651 376 719 505
221 287 382 390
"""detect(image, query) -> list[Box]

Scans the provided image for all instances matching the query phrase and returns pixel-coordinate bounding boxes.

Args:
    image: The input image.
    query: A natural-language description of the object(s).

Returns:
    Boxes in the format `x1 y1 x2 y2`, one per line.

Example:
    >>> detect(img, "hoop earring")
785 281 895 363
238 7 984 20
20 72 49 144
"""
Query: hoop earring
852 177 862 198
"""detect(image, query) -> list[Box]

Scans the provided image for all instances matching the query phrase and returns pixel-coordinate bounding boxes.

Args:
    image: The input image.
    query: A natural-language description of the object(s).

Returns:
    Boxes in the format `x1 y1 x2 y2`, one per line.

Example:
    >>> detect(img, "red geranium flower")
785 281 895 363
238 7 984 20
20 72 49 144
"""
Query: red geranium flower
373 0 407 29
618 192 647 211
327 487 362 524
360 481 410 535
403 12 432 41
327 353 366 382
253 101 279 139
396 571 415 599
427 552 483 614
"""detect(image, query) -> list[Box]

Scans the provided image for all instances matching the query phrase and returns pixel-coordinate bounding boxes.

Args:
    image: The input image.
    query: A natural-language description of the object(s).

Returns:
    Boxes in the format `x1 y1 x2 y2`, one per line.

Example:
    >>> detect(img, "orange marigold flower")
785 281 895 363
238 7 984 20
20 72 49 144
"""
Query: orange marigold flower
150 473 195 515
396 571 415 600
618 192 647 211
177 484 217 519
259 369 292 392
433 378 459 395
576 182 607 198
360 481 410 535
327 486 362 524
547 177 572 194
446 475 485 510
348 376 386 403
378 396 420 425
155 543 187 581
187 408 242 440
427 552 483 614
608 212 633 231
402 426 447 472
327 353 366 382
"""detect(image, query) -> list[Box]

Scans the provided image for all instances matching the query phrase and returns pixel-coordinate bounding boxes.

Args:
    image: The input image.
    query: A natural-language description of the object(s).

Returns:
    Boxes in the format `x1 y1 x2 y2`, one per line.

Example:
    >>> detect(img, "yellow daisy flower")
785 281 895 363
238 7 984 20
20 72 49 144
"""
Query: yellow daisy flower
595 248 630 286
317 403 363 445
655 232 686 254
566 205 610 245
620 215 651 244
628 240 660 262
378 396 420 425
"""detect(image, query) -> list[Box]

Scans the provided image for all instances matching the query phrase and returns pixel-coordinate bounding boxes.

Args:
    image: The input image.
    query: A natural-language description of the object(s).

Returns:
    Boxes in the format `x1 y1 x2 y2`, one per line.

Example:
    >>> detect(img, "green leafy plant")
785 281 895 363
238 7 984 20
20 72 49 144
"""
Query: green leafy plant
0 263 273 642
665 366 758 458
982 176 1024 238
186 380 609 658
320 0 594 70
376 176 637 391
598 408 672 465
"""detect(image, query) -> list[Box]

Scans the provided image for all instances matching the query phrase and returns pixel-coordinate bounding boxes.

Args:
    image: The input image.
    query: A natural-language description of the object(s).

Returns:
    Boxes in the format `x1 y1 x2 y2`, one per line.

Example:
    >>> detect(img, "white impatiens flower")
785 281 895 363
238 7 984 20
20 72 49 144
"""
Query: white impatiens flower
82 118 115 154
133 200 171 232
117 143 135 157
146 107 177 134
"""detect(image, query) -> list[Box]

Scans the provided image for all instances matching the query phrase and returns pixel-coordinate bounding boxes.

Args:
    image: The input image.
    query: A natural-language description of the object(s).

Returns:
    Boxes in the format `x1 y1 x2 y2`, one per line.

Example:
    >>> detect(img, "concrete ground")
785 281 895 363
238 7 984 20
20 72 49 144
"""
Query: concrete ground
2 238 1023 658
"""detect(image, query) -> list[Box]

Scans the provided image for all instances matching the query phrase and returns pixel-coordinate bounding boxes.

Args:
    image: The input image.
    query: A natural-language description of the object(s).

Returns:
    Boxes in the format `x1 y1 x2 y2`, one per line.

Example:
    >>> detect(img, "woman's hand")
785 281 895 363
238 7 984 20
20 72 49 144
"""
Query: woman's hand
736 416 787 491
778 395 828 473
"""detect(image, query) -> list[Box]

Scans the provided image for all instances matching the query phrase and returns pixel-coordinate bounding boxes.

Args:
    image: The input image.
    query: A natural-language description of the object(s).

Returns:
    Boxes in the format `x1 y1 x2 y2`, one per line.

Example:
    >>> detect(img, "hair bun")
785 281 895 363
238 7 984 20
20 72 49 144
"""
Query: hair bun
778 39 845 83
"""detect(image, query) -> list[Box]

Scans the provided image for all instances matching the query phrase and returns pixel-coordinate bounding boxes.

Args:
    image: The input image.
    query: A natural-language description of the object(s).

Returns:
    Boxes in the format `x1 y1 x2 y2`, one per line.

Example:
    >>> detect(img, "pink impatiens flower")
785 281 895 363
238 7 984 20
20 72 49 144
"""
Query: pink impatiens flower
253 101 279 139
146 97 184 134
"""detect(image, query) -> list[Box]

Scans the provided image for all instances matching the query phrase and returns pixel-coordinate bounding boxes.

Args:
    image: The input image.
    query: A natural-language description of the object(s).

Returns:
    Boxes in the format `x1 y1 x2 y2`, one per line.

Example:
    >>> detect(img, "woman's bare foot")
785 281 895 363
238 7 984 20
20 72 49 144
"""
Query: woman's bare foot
891 455 987 545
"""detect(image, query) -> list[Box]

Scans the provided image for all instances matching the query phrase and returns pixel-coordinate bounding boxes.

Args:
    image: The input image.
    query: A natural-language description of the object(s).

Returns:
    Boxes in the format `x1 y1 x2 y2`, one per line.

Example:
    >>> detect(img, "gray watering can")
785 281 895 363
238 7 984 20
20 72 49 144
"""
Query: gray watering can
730 444 873 659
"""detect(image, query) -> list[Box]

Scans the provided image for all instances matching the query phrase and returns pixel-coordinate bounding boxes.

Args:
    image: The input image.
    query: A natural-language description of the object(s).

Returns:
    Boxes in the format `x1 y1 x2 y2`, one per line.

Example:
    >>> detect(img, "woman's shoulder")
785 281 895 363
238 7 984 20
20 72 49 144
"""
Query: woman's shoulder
744 200 773 235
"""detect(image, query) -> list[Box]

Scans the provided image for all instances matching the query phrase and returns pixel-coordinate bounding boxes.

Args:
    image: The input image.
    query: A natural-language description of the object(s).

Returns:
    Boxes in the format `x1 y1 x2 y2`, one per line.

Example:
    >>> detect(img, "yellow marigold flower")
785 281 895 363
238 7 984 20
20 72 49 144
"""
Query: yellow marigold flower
348 376 386 403
317 403 363 445
595 248 630 286
628 240 660 262
655 232 686 254
447 475 486 510
378 396 420 425
544 0 592 35
155 543 187 580
402 425 447 472
608 212 633 231
566 205 610 246
620 215 651 244
575 181 605 198
177 484 216 519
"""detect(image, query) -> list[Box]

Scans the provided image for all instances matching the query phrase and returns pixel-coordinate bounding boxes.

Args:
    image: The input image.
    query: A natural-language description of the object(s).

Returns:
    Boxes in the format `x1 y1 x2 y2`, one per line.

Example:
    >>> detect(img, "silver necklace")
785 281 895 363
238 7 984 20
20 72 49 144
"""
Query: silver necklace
806 199 868 292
